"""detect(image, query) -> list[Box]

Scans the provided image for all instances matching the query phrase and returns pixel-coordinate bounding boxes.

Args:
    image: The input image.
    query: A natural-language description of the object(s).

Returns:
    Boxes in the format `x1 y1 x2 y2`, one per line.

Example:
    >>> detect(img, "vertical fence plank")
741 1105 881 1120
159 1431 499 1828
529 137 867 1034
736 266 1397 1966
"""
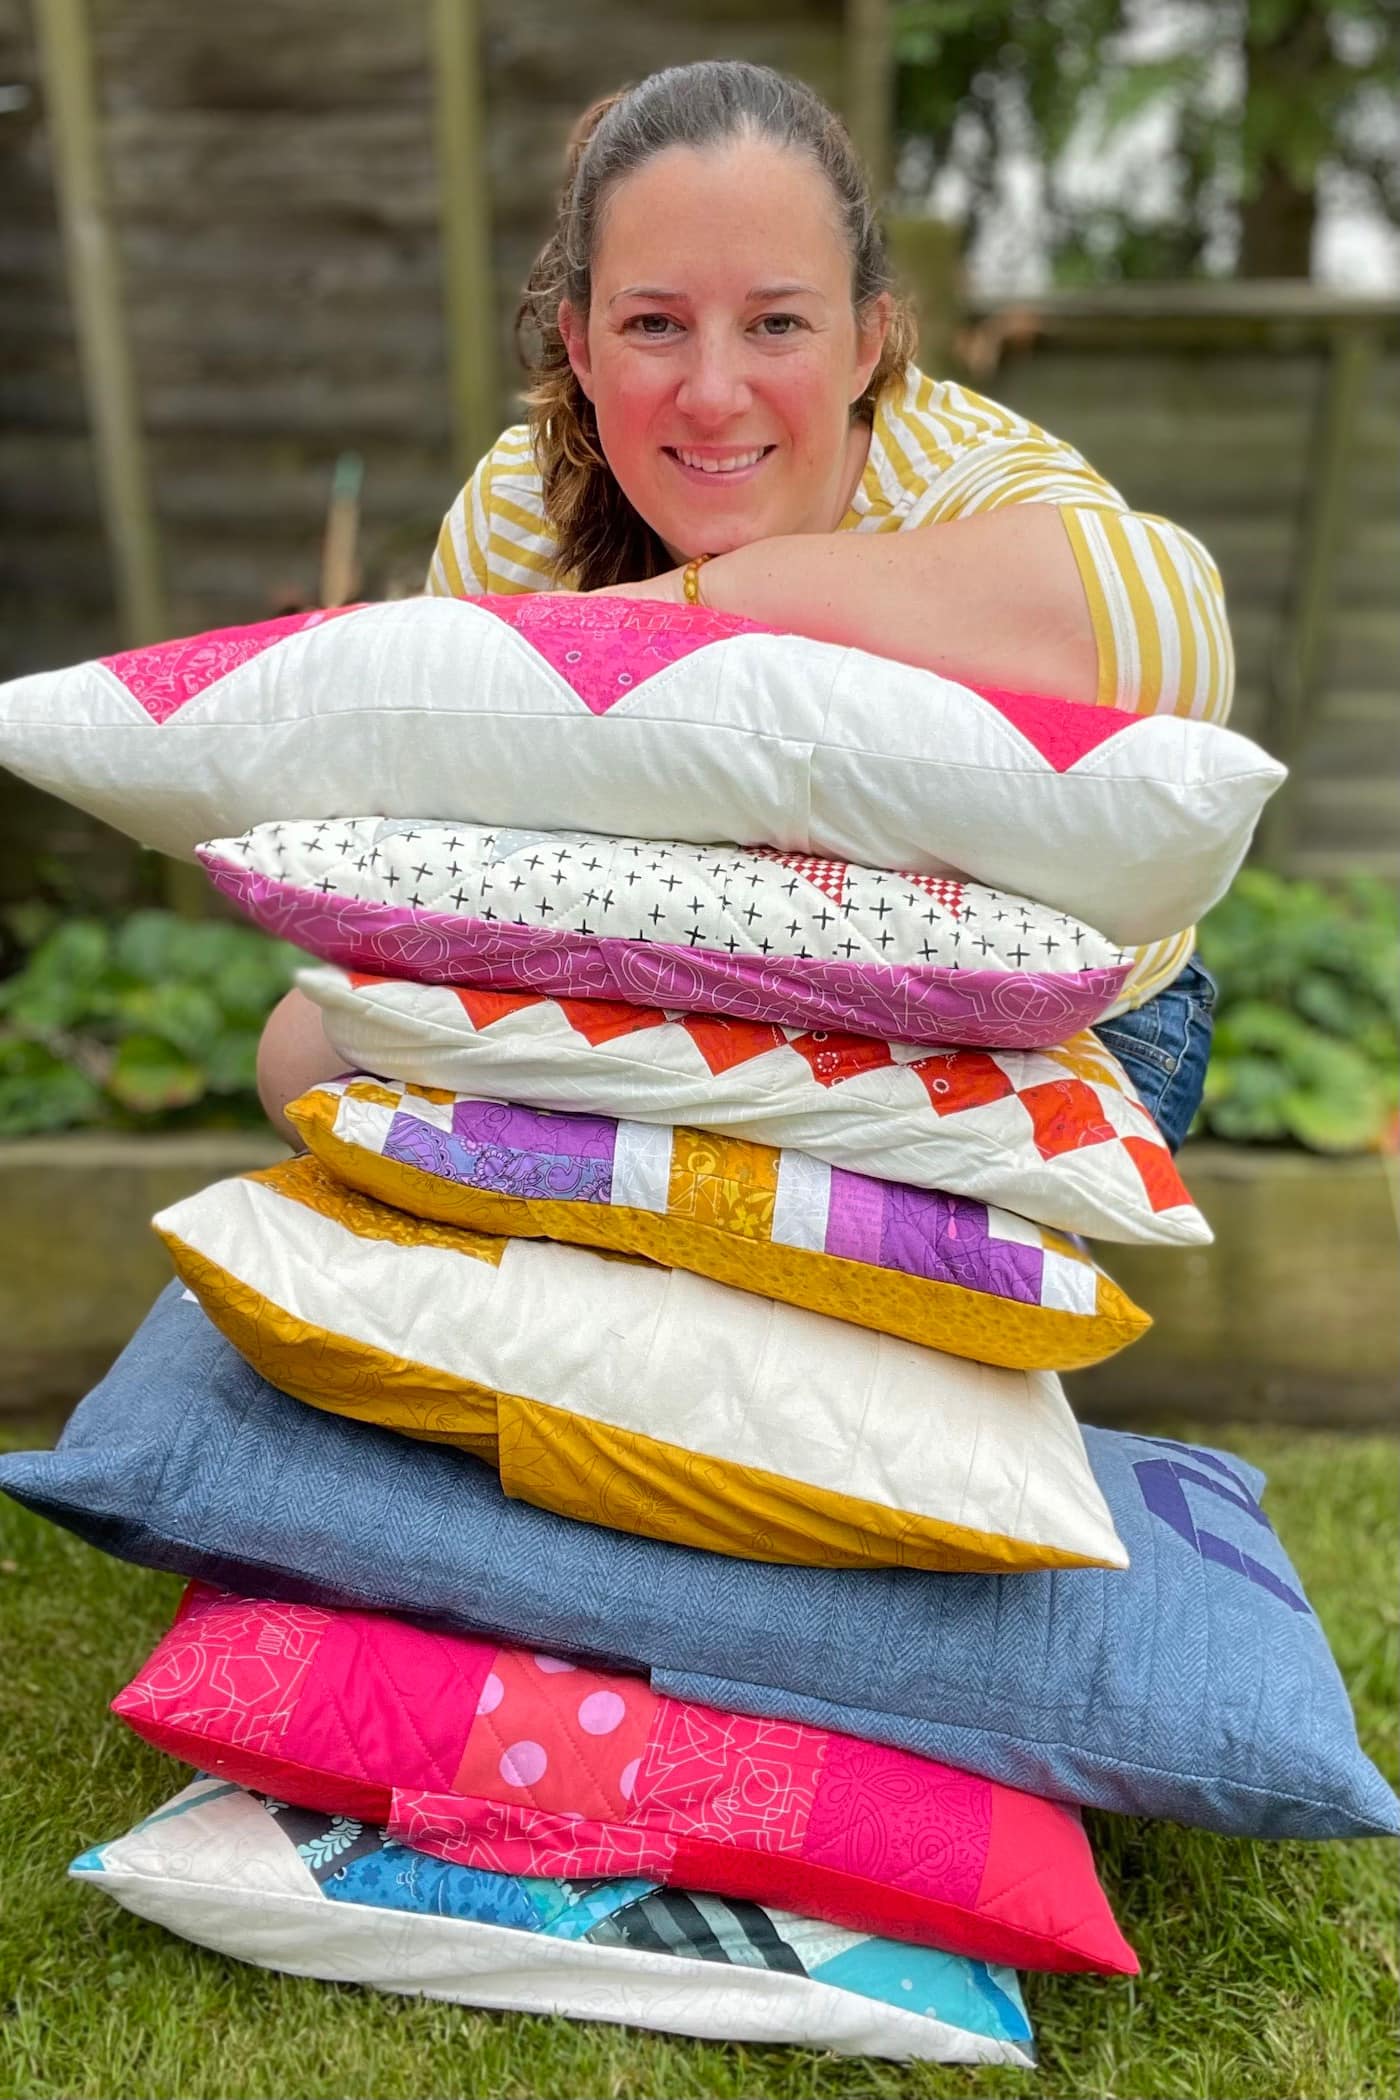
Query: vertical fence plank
32 0 166 646
1255 323 1380 865
845 0 893 197
429 0 499 482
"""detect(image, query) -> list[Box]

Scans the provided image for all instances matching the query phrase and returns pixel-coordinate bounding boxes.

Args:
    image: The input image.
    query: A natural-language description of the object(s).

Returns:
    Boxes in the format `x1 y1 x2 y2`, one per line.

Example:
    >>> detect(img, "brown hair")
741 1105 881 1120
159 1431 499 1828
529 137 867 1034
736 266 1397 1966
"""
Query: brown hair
515 62 917 590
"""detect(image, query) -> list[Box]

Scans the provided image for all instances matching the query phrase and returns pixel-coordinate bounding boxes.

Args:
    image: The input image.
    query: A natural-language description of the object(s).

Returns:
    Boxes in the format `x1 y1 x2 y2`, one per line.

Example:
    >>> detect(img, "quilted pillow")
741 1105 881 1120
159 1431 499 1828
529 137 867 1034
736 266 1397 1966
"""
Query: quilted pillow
6 1286 1397 1838
302 967 1210 1246
287 1077 1149 1372
114 1584 1137 1976
153 1155 1127 1574
201 817 1140 1050
75 1779 1036 2065
0 594 1283 942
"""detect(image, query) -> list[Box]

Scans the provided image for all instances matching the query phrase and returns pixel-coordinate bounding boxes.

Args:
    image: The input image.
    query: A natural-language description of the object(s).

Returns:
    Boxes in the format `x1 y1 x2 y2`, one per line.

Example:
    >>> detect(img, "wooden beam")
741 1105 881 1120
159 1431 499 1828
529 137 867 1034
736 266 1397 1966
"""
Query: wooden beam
32 0 166 645
845 0 893 198
428 0 499 482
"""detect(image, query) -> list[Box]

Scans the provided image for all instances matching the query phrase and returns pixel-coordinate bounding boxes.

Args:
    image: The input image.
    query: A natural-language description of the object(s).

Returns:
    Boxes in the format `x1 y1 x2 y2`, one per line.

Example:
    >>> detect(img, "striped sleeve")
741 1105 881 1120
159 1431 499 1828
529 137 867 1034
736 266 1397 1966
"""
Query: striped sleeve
1058 507 1235 723
900 380 1234 723
424 425 560 597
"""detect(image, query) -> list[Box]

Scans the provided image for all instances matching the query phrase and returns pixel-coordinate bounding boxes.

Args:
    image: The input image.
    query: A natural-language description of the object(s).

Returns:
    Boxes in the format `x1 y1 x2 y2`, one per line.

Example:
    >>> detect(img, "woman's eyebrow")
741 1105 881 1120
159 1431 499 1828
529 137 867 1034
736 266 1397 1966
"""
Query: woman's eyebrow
608 281 823 305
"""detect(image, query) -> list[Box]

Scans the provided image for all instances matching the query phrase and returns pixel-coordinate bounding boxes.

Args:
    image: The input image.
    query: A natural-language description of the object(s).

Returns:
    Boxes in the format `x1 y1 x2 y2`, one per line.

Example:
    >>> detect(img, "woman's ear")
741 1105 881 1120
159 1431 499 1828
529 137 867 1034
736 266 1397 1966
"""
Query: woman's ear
558 299 595 402
852 290 893 401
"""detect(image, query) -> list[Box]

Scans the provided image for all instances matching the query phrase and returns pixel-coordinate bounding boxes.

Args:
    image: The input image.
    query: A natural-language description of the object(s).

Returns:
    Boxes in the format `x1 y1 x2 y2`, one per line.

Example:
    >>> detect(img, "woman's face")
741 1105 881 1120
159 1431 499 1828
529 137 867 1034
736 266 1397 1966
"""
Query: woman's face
560 138 890 561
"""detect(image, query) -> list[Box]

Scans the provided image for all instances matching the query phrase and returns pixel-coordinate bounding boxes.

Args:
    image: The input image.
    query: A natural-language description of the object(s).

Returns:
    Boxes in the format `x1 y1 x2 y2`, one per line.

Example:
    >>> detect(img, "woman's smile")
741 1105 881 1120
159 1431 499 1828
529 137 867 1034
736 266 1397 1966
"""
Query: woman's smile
663 443 777 483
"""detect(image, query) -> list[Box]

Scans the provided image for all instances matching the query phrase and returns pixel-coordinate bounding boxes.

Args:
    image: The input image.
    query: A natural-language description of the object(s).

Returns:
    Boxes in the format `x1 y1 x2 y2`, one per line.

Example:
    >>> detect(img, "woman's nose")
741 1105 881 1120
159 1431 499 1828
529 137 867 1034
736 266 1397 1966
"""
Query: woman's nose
674 339 753 424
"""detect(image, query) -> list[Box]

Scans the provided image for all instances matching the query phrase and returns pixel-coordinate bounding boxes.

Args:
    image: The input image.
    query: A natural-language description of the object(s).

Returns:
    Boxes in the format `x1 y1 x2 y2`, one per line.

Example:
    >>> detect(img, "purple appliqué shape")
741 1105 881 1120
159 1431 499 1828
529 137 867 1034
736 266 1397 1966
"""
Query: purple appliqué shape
205 864 1130 1052
1133 1445 1310 1614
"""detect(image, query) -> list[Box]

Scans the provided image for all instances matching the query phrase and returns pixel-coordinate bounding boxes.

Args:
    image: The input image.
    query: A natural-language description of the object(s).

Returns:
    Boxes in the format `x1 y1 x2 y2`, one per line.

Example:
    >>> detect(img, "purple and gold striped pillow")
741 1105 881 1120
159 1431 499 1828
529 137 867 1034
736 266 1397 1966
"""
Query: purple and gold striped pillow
286 1076 1148 1372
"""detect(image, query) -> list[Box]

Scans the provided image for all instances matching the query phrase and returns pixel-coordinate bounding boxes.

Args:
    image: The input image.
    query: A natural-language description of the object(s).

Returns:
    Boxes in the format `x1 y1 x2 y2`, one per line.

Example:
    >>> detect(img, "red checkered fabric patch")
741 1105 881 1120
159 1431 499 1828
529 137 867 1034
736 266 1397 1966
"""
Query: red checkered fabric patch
452 987 547 1032
903 874 966 912
1122 1133 1193 1212
556 997 667 1047
1019 1078 1117 1160
760 851 848 908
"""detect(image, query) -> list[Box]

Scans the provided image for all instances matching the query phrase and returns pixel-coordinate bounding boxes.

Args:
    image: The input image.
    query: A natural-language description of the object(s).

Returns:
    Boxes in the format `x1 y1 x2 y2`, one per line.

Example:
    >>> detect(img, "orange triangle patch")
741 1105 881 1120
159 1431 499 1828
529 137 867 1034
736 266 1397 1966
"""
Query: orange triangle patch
1122 1133 1193 1212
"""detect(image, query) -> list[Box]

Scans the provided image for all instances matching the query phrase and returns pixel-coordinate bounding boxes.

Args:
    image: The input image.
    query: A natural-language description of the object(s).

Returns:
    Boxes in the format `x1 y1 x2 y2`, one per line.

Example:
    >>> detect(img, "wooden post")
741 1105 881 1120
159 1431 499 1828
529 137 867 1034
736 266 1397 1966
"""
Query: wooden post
32 0 166 645
428 0 499 481
1255 323 1379 866
845 0 894 197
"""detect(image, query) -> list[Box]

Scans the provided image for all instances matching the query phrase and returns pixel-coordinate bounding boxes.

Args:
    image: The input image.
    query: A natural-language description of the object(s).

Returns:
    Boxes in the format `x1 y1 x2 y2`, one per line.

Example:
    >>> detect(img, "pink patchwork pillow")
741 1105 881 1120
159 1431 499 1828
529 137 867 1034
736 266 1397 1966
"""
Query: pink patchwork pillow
114 1584 1138 1977
201 817 1138 1050
0 594 1282 943
302 967 1210 1245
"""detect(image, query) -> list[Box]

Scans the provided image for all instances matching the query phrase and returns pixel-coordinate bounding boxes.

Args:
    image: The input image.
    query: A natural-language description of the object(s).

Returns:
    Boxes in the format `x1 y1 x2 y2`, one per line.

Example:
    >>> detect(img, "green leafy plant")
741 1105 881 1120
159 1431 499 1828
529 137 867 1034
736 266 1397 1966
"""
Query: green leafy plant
0 908 301 1137
1195 868 1399 1152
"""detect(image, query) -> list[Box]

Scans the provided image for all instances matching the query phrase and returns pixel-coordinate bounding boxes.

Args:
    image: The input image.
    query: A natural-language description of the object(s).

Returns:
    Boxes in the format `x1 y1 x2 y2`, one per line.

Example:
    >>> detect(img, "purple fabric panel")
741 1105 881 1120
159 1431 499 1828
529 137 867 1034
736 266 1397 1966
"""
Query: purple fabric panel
878 1186 1044 1304
821 1170 889 1267
203 861 1131 1050
382 1105 615 1204
824 1173 1047 1302
446 1097 617 1163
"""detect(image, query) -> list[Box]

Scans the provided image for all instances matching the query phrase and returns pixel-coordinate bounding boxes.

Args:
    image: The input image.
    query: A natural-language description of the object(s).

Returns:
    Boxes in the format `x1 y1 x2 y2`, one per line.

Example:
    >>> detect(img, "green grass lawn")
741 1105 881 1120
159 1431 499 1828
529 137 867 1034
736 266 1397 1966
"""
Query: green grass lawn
0 1422 1396 2100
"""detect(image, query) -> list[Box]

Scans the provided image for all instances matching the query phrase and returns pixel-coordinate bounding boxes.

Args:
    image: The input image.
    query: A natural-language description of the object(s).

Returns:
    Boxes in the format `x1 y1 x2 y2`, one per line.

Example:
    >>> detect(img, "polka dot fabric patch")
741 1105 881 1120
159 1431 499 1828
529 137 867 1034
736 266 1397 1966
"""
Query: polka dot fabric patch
113 1583 1139 1977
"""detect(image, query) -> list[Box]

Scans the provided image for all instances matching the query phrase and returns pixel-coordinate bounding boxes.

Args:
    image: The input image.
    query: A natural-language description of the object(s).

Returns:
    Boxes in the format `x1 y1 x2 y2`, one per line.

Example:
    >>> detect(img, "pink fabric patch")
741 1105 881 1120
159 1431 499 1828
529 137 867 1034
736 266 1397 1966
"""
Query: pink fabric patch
477 593 770 716
111 1584 329 1754
802 1732 993 1908
112 1586 1139 1973
975 685 1142 771
392 1791 664 1880
452 1645 657 1821
630 1697 827 1852
259 1604 494 1795
101 605 361 724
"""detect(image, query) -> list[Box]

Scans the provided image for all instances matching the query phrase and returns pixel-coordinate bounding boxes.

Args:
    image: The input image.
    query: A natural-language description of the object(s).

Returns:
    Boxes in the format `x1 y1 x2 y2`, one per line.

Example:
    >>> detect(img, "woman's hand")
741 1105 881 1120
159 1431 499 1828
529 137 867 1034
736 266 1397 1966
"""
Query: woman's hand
589 567 689 603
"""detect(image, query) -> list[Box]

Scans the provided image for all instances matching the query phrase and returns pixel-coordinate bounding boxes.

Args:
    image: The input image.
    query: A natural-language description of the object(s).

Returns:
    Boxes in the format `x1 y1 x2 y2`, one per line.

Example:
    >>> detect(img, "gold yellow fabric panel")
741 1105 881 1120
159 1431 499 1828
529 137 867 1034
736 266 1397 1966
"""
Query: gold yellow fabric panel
496 1395 1110 1573
288 1093 1148 1371
250 1151 507 1267
157 1233 502 1462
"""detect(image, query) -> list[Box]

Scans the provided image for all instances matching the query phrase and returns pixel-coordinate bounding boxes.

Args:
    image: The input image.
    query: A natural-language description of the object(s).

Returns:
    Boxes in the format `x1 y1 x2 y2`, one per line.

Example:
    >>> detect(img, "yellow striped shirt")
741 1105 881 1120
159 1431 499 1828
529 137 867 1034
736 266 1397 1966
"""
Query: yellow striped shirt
426 365 1235 1005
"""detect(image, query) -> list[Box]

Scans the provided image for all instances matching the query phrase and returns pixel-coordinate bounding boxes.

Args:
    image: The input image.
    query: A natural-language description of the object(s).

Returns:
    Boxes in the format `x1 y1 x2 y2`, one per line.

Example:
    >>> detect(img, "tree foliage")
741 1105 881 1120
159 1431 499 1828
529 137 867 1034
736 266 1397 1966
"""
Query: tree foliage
893 0 1400 280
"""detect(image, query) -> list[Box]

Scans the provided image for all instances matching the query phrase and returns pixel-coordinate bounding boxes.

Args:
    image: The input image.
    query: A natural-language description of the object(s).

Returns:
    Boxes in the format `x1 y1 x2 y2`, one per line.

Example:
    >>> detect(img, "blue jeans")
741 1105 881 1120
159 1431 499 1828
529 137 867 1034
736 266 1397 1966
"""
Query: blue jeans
1092 955 1216 1154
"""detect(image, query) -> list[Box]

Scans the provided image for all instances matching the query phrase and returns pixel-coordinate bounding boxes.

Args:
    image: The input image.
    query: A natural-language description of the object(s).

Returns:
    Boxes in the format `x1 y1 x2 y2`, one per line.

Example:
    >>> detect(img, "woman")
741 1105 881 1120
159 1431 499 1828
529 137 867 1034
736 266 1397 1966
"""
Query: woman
260 59 1221 1146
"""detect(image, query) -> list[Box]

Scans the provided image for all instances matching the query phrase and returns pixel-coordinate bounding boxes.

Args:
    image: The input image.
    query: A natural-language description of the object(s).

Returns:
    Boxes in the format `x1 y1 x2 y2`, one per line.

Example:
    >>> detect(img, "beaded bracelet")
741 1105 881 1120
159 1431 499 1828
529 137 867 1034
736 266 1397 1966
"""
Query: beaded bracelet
681 553 712 606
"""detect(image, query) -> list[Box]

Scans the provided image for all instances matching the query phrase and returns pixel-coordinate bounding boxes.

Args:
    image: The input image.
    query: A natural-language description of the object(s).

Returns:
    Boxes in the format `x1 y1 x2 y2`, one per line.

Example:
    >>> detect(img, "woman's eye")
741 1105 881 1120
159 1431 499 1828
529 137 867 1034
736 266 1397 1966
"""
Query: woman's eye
755 313 805 337
626 313 681 339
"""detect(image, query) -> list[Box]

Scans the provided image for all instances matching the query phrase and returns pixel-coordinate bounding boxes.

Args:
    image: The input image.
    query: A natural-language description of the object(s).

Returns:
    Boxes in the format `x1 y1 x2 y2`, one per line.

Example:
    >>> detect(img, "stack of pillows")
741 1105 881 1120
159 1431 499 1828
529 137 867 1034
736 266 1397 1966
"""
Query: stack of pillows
2 594 1395 2065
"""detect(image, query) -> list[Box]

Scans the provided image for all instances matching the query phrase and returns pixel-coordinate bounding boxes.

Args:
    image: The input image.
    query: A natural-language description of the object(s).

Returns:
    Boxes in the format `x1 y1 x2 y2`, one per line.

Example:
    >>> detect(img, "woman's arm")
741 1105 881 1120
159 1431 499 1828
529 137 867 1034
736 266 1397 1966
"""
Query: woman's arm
601 496 1233 721
700 506 1099 705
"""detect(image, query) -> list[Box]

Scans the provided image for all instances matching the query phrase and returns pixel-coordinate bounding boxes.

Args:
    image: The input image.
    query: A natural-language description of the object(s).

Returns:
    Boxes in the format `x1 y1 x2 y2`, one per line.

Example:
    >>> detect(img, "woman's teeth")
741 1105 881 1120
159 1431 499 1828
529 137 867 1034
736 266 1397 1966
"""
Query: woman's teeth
672 448 768 474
